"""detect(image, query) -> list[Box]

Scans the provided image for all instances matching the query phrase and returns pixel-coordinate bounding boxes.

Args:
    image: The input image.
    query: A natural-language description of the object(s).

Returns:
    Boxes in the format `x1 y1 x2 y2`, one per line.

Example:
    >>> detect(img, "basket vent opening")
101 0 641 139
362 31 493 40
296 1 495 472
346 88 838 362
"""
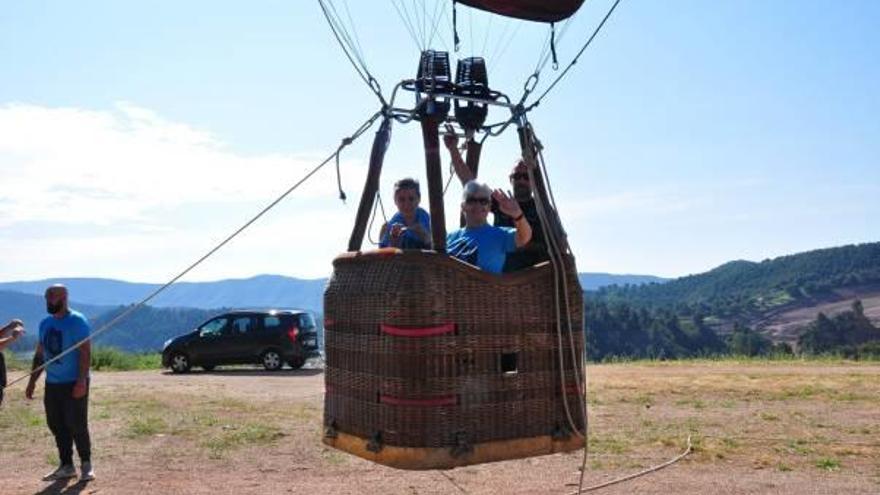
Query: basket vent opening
501 352 518 375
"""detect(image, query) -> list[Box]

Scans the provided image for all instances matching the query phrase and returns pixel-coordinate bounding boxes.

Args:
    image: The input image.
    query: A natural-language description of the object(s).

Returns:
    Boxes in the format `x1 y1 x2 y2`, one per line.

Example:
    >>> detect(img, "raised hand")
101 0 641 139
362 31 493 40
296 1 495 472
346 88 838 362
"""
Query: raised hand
442 124 459 150
492 189 522 219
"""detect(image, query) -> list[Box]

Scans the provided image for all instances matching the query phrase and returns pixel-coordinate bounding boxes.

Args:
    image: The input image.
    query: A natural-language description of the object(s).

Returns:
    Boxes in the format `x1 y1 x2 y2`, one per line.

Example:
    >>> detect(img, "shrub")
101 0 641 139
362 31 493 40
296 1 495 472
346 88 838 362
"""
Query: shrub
90 347 161 371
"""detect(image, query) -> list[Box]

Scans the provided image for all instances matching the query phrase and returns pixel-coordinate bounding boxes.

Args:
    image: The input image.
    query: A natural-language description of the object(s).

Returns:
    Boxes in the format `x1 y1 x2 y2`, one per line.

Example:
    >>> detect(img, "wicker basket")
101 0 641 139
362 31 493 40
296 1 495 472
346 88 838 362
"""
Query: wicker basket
323 249 585 469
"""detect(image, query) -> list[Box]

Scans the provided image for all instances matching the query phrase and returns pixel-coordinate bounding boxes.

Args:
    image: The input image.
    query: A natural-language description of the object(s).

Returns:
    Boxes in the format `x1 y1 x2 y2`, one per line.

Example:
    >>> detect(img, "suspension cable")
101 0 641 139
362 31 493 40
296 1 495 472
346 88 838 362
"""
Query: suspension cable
524 0 624 112
3 109 384 391
318 0 387 106
392 0 423 50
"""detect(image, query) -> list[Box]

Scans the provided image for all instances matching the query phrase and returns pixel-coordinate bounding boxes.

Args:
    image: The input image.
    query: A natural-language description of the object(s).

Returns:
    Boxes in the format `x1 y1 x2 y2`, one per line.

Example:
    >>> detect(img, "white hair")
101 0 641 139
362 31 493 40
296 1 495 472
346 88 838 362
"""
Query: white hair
462 180 491 201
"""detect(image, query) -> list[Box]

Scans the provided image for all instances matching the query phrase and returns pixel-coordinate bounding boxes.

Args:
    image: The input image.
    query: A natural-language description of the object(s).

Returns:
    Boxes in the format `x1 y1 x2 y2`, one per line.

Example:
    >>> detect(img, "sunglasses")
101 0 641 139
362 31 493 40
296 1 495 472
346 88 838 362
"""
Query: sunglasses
509 172 530 181
465 196 490 205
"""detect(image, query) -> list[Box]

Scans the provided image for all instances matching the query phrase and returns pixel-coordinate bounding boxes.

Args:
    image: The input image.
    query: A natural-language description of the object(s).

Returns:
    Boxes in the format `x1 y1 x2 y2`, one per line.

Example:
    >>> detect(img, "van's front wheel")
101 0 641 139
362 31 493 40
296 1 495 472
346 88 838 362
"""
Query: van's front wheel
170 353 191 373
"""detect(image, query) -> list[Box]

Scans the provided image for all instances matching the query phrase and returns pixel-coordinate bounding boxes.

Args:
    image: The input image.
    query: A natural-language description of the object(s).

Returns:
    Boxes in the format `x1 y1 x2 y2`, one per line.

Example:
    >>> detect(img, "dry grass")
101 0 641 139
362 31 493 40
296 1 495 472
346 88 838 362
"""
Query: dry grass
584 361 880 477
1 361 878 494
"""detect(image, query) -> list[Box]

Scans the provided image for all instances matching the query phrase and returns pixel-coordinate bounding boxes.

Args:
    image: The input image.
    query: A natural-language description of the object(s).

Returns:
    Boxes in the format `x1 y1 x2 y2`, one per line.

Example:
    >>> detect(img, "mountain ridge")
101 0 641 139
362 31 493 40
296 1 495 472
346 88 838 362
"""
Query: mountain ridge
0 272 667 311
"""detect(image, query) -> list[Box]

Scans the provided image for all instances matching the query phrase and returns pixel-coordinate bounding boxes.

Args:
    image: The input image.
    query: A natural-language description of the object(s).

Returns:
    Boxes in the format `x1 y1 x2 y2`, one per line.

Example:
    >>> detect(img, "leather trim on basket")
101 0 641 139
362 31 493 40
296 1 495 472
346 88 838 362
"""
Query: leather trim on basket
379 394 458 407
380 323 456 337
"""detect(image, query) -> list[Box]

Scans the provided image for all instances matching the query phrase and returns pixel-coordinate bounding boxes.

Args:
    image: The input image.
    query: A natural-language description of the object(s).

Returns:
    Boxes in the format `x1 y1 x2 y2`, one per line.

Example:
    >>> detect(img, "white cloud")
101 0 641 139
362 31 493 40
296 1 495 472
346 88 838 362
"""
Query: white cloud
0 102 365 228
0 102 368 281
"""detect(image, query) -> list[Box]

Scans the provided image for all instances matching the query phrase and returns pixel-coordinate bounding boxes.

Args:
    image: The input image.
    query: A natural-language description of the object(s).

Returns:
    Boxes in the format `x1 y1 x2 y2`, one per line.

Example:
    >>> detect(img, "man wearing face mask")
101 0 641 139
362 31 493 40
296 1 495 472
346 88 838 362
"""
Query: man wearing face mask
25 285 95 483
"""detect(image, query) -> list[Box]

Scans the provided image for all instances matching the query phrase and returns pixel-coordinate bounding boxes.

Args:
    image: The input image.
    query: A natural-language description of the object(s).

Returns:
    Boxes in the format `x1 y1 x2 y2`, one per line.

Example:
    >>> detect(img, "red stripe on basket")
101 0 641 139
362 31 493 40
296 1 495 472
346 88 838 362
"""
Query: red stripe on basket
379 395 458 407
380 323 455 337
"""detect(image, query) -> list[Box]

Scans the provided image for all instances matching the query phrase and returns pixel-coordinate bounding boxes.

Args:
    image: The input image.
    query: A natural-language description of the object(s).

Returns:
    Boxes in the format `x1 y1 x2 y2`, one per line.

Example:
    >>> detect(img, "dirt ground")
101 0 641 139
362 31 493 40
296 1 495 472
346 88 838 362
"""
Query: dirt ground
1 361 878 494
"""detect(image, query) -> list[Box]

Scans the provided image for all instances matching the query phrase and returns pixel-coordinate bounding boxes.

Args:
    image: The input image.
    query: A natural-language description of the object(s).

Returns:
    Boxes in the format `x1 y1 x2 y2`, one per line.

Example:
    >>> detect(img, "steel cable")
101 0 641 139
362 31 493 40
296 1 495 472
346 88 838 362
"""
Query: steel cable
2 109 384 391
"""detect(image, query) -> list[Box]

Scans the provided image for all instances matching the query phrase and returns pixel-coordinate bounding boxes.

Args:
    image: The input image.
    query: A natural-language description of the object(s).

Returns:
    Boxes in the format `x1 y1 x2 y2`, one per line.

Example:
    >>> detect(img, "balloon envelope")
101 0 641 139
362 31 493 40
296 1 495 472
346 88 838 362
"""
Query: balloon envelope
456 0 585 23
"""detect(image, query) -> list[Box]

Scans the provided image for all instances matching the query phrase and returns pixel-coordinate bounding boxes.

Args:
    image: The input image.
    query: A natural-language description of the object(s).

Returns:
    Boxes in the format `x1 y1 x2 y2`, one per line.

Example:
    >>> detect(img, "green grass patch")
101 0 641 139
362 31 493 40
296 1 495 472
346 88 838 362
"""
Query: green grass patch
815 457 841 471
125 416 167 438
760 412 780 421
2 350 29 370
0 403 44 432
201 423 284 459
91 347 161 371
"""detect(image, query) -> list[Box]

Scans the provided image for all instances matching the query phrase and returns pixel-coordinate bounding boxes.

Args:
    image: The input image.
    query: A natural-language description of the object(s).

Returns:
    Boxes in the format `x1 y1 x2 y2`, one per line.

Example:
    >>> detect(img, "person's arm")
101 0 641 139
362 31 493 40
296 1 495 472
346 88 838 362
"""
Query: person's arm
443 130 474 185
72 340 90 399
378 222 390 248
407 222 432 246
492 189 532 248
72 318 91 399
0 322 23 351
25 342 44 400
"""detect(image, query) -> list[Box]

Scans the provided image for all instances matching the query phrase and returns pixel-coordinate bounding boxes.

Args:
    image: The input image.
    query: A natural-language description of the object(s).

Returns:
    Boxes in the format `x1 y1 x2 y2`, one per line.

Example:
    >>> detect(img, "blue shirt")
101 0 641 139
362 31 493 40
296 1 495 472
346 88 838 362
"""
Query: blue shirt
380 207 432 249
446 224 517 274
39 310 91 384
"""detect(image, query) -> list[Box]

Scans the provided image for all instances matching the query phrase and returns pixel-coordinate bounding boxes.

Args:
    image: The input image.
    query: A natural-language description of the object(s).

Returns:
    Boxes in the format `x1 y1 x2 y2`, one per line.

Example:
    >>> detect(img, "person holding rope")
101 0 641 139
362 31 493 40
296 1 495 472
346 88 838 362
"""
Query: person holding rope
379 177 432 249
0 319 26 406
24 284 95 482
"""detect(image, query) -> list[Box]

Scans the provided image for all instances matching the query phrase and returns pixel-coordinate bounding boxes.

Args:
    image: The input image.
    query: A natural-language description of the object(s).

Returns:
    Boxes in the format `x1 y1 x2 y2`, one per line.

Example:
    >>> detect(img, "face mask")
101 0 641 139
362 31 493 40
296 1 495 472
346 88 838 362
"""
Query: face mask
46 302 63 314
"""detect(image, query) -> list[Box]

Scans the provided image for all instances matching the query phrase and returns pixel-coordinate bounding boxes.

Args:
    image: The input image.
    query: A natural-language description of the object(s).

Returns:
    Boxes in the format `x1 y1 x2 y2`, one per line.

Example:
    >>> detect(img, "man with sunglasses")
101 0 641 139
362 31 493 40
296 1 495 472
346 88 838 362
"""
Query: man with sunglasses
444 133 552 271
446 181 532 274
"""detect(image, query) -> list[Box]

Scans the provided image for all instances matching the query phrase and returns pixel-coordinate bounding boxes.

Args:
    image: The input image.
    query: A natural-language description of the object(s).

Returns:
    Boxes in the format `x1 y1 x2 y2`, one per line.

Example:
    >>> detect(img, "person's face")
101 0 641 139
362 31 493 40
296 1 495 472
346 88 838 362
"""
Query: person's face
394 188 420 217
509 162 532 201
45 287 68 315
462 192 491 227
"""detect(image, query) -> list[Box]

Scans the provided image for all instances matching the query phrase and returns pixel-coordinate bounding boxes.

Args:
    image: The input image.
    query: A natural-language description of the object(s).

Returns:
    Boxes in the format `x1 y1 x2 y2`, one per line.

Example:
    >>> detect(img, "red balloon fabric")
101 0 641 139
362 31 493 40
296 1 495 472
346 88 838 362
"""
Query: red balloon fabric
456 0 585 23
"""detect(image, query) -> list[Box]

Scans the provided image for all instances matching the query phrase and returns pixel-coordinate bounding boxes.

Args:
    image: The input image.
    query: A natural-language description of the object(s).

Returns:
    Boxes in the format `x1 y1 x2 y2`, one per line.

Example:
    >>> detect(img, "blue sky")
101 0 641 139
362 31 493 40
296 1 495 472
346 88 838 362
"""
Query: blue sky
1 0 878 282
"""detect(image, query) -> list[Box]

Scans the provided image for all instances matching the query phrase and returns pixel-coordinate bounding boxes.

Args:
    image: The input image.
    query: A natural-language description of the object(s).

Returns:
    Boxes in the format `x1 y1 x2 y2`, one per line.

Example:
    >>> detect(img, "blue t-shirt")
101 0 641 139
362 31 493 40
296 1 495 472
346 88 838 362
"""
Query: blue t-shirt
446 224 517 274
380 207 432 249
39 310 91 384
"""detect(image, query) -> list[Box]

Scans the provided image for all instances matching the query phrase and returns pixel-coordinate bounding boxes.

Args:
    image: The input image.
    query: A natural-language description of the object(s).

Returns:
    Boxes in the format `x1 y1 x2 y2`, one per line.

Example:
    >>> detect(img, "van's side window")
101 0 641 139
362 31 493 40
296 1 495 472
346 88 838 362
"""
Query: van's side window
264 316 282 329
199 318 228 338
231 316 255 335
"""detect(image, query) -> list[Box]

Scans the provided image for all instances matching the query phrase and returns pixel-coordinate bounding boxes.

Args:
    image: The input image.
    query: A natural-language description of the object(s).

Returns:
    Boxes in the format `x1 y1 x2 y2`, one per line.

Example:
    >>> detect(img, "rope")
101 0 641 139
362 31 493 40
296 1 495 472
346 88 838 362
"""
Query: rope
318 0 387 106
525 0 624 113
452 0 460 51
3 110 384 391
569 436 692 494
392 0 423 50
366 190 390 246
425 0 445 50
439 471 468 494
516 118 588 495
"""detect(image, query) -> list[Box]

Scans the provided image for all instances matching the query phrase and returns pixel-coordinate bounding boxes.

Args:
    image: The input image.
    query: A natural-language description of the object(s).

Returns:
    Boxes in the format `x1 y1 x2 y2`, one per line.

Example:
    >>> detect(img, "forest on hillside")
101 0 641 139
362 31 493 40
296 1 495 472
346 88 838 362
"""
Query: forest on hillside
594 242 880 320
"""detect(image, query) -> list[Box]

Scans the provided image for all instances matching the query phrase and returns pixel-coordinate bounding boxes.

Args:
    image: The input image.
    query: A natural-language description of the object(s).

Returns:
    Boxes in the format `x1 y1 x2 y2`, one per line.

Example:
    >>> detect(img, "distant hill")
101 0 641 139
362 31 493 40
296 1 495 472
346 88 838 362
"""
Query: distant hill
578 273 666 291
595 242 880 339
0 290 112 352
0 275 327 313
89 305 230 352
0 272 663 310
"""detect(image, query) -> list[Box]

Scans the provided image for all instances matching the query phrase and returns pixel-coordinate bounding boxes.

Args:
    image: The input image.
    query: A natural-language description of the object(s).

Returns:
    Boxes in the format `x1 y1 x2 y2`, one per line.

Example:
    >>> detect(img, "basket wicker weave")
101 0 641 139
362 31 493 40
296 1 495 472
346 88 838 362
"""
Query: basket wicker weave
323 249 585 469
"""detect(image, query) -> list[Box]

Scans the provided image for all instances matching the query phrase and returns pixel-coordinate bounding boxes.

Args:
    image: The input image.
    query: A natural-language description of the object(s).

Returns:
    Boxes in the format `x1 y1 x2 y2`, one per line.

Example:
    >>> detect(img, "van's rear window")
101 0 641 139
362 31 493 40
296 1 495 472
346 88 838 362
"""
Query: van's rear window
298 313 316 330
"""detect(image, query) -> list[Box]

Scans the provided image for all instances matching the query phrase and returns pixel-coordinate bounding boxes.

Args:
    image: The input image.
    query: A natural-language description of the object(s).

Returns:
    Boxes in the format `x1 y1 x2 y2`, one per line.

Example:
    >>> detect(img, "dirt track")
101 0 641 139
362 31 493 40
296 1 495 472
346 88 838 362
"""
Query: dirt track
1 362 878 494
